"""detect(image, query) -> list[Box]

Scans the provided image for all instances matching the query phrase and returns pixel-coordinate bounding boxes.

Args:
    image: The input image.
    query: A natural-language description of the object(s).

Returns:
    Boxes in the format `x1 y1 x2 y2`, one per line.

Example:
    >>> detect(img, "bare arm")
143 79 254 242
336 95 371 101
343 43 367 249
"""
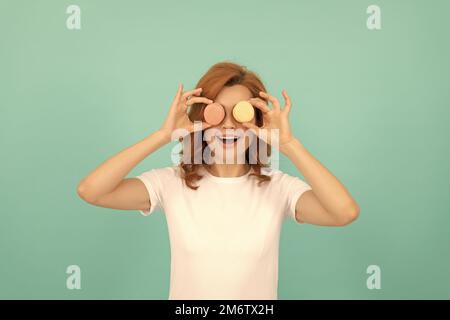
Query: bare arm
76 84 213 212
77 130 170 211
281 138 360 226
245 89 359 227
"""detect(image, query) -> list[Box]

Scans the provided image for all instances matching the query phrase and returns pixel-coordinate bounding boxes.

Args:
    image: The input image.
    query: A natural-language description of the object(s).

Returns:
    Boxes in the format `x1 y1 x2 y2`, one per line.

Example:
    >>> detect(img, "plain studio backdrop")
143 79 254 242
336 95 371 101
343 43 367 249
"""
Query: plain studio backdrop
0 0 449 299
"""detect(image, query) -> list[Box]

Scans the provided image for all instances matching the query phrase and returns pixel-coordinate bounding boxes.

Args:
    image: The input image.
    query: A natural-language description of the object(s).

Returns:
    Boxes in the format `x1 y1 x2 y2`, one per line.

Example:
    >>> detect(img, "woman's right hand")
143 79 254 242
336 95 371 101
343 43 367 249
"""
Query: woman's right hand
159 84 213 142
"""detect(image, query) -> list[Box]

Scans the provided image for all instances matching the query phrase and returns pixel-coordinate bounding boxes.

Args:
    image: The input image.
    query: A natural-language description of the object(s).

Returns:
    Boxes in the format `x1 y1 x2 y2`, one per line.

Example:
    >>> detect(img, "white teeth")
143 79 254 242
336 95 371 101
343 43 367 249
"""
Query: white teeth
218 136 239 144
216 132 243 145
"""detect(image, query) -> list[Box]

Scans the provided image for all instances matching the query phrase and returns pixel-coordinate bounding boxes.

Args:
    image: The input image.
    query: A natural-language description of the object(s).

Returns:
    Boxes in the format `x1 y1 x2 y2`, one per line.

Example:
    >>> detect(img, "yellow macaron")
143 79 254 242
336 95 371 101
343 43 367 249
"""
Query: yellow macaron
232 101 254 123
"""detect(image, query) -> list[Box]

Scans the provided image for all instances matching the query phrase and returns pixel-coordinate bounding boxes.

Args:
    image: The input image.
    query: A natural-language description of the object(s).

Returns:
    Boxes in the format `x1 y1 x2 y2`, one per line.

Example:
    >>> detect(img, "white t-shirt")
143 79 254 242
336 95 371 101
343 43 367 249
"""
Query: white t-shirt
135 165 312 300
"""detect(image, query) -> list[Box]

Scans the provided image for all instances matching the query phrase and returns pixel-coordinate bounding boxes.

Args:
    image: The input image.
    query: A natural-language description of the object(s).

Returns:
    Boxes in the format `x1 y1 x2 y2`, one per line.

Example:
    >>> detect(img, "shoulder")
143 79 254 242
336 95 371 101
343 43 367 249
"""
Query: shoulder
137 165 181 182
260 166 310 189
154 165 180 176
260 166 289 181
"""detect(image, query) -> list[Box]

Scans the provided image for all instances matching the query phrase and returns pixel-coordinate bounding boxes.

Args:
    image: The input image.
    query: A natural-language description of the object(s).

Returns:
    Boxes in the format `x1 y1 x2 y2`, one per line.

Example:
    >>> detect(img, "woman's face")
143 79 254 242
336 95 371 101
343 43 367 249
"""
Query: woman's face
204 84 257 164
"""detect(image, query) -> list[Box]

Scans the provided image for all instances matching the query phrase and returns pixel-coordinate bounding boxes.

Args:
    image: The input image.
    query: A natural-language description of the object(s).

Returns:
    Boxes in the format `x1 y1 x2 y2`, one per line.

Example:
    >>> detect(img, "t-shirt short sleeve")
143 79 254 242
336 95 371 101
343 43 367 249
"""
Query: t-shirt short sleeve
134 166 175 216
279 172 312 223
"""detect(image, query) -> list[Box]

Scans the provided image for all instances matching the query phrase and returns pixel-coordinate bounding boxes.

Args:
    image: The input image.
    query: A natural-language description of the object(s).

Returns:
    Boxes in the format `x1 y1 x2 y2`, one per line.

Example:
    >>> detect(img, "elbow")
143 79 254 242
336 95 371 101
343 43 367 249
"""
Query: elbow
77 181 98 204
334 202 360 226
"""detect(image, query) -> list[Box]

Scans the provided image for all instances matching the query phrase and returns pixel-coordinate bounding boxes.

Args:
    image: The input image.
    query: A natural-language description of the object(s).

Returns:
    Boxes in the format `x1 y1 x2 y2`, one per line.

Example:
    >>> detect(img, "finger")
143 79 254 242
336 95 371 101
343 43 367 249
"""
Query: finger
259 91 280 110
186 97 213 107
180 88 203 110
176 83 183 98
171 83 184 109
282 89 292 113
182 87 203 102
248 98 271 113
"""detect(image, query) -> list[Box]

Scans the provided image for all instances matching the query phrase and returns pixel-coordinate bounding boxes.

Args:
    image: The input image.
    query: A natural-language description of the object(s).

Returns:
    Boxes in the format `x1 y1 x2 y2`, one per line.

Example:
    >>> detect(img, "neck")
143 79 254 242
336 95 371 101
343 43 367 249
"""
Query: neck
205 164 251 177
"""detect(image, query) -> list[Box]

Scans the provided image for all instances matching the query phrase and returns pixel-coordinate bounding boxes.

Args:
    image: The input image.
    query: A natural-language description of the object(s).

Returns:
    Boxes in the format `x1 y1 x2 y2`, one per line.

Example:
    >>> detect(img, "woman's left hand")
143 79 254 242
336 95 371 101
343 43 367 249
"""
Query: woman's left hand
242 90 296 148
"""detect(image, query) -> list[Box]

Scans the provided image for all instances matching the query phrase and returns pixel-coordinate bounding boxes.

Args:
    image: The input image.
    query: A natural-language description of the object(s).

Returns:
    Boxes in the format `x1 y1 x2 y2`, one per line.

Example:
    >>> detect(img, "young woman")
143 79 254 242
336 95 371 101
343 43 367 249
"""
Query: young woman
77 62 359 300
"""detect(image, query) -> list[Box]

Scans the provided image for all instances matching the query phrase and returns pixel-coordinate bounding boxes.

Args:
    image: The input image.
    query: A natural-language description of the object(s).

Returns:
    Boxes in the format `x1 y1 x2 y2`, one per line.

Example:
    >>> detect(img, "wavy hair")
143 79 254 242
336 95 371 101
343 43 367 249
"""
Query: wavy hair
179 61 272 190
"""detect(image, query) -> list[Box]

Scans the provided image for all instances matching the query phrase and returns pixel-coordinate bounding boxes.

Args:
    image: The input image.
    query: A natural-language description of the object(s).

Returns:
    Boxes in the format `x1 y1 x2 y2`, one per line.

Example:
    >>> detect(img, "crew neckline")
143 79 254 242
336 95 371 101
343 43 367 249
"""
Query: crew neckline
201 166 253 183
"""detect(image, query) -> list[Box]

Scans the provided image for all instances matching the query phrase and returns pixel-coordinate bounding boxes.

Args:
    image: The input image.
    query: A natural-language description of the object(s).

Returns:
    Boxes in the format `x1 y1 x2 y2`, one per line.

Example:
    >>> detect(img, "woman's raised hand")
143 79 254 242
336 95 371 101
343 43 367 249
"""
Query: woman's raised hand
159 84 213 141
242 89 295 148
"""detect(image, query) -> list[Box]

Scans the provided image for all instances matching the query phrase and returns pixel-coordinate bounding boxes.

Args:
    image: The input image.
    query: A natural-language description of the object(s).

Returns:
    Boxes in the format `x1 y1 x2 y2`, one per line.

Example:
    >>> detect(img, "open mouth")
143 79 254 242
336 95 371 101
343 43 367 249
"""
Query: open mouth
219 136 239 144
216 133 243 146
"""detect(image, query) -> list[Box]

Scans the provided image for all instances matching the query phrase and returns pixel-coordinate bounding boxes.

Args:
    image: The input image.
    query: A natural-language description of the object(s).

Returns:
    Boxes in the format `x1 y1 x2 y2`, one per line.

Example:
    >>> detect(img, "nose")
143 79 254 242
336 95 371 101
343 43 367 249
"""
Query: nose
221 112 236 130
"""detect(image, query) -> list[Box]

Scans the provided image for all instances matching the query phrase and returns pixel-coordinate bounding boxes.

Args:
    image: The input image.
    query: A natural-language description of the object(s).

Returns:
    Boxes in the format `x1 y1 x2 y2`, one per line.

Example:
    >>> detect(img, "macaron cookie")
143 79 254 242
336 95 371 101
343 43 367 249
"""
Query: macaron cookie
203 102 225 126
232 101 254 123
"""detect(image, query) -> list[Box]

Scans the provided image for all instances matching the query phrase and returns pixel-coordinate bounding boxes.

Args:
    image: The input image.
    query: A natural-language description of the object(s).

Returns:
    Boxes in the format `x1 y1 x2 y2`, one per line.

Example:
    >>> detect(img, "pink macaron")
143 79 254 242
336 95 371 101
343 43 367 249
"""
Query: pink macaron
203 103 225 126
